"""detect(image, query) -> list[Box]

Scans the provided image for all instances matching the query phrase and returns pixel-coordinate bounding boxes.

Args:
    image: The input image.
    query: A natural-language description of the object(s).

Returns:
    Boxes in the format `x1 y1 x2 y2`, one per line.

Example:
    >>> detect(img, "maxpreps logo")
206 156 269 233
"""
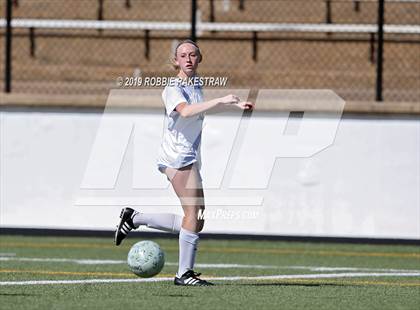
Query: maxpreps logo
75 89 345 207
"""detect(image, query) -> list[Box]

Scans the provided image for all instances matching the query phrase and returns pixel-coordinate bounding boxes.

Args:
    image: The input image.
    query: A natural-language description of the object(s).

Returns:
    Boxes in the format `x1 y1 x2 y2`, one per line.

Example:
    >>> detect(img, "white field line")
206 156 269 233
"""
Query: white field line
1 272 420 286
1 256 420 273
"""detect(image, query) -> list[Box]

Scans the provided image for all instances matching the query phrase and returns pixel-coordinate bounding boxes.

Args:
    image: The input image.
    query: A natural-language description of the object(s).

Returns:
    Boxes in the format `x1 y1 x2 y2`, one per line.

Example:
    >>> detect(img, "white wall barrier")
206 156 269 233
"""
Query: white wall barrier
1 102 419 239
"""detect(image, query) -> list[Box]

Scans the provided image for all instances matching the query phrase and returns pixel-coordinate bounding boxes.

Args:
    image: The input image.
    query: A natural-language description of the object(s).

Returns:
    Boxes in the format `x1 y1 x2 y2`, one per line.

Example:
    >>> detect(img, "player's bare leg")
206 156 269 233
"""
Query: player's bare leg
164 164 213 286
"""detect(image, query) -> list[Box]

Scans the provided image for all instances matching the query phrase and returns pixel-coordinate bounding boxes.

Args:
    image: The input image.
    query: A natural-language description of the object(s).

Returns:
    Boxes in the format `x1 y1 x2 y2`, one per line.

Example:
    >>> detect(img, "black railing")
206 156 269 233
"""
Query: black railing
4 0 12 93
376 0 385 101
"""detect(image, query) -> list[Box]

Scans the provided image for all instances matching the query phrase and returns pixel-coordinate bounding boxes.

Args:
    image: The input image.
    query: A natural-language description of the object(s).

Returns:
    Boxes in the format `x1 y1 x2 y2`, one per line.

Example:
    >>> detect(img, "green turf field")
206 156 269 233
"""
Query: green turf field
0 235 419 310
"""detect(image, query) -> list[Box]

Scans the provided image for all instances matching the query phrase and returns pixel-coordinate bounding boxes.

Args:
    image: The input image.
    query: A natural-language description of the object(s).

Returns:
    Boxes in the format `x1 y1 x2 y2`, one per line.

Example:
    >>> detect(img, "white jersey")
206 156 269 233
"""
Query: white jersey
157 79 204 171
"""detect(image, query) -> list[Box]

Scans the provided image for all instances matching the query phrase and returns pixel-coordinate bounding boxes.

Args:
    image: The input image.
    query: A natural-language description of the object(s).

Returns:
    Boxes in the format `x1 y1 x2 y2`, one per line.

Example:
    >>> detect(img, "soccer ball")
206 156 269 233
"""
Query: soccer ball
127 240 165 278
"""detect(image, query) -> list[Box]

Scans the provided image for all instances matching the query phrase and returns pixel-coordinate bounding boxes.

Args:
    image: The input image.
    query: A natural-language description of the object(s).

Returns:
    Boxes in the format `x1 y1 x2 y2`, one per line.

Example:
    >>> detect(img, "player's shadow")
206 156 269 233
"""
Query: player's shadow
0 293 40 296
152 293 194 298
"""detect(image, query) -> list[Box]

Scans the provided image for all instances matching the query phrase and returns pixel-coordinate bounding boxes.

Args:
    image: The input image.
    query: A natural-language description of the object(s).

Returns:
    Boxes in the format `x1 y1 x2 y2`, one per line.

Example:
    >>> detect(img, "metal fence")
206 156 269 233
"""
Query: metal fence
1 0 419 102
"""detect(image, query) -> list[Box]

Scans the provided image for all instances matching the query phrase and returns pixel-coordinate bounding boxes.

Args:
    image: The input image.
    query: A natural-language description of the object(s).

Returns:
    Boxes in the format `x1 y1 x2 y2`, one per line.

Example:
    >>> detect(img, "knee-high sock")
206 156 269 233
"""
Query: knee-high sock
177 227 199 277
132 213 182 233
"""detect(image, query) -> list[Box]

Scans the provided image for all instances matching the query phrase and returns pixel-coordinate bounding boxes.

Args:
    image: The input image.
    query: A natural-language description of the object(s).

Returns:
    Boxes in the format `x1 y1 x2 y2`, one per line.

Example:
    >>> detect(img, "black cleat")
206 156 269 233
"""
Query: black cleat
114 207 138 246
174 270 214 286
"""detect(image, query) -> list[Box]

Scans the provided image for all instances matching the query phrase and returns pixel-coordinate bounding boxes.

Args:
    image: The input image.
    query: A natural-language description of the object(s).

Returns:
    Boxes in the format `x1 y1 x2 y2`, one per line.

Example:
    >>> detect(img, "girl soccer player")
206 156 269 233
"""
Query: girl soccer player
115 39 254 286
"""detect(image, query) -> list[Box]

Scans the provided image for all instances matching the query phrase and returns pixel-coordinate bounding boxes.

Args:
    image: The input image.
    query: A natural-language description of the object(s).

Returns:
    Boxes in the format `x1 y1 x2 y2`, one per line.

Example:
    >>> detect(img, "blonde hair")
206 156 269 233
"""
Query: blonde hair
170 39 202 70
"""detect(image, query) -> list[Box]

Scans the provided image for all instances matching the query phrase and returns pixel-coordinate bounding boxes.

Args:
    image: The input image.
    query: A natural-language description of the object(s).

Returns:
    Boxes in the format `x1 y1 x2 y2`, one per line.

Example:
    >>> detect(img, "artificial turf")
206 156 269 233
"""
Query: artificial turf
0 235 419 310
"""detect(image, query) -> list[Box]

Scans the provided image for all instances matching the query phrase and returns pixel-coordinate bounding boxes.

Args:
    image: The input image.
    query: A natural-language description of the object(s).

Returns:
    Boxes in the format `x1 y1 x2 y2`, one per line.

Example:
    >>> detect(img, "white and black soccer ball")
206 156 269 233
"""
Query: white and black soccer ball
127 240 165 278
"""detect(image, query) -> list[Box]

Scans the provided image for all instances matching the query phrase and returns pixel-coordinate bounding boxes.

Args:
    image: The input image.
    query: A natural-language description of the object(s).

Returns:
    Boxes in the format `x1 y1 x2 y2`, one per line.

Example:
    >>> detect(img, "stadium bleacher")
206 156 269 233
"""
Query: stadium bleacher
0 0 419 101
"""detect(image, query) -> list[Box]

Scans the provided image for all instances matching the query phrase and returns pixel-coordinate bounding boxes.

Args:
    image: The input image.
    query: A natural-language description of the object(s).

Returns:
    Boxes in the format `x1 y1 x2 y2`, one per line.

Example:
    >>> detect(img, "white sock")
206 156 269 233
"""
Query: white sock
177 227 199 277
132 213 182 233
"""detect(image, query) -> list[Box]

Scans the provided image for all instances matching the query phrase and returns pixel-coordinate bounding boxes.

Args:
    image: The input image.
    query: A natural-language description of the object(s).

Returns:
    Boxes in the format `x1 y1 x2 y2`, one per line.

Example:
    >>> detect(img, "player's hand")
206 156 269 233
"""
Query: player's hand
219 94 240 105
235 101 254 110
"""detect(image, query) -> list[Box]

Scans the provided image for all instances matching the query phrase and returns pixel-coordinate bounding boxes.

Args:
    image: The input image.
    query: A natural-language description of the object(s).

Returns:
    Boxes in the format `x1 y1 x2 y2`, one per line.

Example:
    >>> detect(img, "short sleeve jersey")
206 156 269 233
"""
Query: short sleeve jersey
157 79 204 170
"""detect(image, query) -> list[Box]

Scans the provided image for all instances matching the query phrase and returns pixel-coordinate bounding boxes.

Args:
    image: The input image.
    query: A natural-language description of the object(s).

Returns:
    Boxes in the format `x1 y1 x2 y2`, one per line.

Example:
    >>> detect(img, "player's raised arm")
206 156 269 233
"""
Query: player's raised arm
176 94 248 117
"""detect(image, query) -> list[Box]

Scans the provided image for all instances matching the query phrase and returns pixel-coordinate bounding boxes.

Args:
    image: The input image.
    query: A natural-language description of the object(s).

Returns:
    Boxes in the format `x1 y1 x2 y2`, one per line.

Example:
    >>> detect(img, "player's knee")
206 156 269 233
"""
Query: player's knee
184 205 204 217
183 206 205 232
